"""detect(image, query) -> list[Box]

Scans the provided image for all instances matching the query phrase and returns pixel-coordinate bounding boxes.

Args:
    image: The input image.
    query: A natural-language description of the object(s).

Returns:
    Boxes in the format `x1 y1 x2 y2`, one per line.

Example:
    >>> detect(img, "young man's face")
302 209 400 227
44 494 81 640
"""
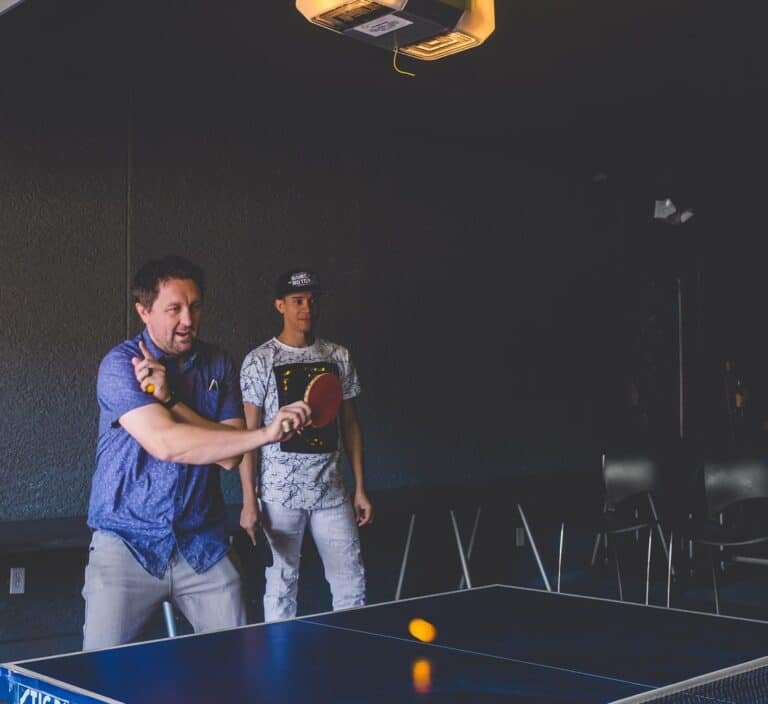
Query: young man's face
136 278 203 358
275 291 319 334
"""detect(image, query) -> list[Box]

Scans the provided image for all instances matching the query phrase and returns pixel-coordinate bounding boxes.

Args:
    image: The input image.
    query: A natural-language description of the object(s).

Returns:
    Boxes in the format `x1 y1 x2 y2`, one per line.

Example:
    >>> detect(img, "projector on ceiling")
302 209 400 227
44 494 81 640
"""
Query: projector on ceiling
296 0 494 61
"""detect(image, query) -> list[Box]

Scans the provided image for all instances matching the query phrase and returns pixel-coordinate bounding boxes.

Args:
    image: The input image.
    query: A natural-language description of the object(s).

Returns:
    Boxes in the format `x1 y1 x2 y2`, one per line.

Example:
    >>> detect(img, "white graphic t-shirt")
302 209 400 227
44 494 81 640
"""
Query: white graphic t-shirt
240 337 361 510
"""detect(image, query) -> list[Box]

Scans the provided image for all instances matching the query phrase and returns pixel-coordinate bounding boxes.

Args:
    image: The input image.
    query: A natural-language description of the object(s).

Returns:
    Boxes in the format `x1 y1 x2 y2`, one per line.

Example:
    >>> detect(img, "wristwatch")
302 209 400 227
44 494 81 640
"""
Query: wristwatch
161 392 179 410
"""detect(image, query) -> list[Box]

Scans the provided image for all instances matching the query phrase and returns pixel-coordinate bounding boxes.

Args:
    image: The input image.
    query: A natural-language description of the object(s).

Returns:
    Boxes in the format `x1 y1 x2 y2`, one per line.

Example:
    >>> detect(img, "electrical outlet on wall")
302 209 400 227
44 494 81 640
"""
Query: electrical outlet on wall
10 567 25 594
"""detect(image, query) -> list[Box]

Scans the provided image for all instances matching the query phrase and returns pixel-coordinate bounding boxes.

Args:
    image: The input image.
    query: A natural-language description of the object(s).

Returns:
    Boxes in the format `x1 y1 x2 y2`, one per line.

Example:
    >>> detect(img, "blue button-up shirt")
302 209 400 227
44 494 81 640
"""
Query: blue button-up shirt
87 330 244 578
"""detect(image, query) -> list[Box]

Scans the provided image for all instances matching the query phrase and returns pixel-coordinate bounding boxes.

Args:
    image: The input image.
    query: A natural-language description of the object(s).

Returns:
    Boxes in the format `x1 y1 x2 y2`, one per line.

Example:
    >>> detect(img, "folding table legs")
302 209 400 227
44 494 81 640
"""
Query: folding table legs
162 600 177 637
394 509 476 600
450 510 473 589
395 514 416 601
458 507 482 590
518 504 552 592
394 503 552 600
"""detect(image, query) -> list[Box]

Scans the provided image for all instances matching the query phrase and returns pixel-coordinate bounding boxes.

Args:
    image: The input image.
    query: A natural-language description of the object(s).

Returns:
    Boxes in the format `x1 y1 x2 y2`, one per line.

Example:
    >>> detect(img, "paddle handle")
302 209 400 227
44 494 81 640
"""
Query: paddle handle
281 419 293 434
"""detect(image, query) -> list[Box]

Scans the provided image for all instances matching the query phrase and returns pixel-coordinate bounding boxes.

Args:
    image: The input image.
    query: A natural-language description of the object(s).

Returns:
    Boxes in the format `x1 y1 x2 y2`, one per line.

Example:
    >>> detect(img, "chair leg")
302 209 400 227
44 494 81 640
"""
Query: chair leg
395 513 416 601
557 521 565 593
590 532 603 567
710 548 721 615
645 526 653 606
647 494 672 572
611 537 623 601
590 500 609 567
688 536 695 578
666 531 674 609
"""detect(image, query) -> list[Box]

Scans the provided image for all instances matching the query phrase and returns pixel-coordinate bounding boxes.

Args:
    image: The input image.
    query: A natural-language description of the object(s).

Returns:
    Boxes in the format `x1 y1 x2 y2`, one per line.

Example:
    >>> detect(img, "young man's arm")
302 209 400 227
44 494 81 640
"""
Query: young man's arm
340 398 373 526
239 403 263 544
119 402 308 468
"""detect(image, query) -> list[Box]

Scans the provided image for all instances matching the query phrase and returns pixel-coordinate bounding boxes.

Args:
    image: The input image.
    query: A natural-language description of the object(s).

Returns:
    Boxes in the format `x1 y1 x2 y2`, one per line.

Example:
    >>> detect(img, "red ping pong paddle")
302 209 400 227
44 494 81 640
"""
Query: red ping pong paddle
281 372 343 434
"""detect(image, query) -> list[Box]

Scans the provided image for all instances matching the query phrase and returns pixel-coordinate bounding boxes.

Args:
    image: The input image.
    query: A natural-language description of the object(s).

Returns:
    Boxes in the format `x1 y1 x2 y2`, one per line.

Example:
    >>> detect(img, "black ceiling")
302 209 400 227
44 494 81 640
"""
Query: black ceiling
1 0 764 231
2 0 761 106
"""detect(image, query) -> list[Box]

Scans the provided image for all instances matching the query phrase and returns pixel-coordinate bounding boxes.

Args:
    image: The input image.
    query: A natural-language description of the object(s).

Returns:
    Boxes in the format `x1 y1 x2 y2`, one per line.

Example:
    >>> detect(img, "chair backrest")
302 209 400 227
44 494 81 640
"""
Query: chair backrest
703 458 768 518
603 454 661 509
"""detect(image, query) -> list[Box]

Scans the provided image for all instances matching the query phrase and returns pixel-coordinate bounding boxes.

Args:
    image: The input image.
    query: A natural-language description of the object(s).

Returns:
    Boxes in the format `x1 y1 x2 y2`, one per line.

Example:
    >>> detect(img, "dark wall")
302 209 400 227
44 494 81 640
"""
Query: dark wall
1 0 765 521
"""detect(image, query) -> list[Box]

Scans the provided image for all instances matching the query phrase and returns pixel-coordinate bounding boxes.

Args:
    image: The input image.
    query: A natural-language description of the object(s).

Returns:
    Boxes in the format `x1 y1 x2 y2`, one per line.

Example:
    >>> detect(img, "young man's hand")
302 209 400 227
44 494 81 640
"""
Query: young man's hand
240 502 261 545
354 488 374 526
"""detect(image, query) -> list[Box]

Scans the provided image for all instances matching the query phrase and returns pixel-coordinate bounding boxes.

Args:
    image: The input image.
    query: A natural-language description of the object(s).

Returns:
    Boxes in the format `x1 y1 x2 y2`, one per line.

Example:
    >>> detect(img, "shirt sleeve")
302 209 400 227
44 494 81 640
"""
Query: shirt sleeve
219 353 245 422
240 350 268 407
97 347 155 427
340 347 362 400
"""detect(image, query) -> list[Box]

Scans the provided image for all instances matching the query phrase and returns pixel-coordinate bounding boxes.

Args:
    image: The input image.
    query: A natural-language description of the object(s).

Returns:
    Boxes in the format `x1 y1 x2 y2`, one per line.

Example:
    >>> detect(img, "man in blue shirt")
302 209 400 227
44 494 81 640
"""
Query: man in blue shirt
83 256 310 649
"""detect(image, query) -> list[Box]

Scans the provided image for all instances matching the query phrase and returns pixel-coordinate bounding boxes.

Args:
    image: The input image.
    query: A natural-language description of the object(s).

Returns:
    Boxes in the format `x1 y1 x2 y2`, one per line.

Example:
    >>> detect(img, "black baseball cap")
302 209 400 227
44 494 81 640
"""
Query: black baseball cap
274 269 321 298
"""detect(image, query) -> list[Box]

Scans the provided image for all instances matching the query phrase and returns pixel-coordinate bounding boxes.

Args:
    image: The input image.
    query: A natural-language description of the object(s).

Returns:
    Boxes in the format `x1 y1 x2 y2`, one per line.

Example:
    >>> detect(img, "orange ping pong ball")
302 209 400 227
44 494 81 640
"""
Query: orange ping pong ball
408 618 437 643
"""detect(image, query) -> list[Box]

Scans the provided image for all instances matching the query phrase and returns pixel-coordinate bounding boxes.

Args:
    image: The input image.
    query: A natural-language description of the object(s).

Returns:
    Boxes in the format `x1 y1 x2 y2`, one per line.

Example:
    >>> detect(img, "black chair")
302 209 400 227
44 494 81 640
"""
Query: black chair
559 453 670 604
667 457 768 614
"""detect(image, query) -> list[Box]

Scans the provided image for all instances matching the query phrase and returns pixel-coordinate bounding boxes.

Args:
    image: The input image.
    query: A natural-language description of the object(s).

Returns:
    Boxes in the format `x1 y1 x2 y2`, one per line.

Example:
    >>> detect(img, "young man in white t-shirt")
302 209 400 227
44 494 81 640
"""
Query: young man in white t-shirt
239 269 373 621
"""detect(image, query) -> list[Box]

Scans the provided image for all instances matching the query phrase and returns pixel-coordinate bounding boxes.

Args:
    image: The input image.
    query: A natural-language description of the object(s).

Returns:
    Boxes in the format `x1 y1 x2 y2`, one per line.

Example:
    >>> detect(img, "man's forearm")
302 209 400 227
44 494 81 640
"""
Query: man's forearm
170 402 231 431
121 399 309 468
170 402 244 468
153 423 271 466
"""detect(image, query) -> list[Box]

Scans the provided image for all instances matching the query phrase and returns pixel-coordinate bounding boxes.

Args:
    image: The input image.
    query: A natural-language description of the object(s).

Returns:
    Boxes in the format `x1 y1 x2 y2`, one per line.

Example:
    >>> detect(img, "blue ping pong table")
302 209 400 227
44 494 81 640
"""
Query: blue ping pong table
4 584 768 703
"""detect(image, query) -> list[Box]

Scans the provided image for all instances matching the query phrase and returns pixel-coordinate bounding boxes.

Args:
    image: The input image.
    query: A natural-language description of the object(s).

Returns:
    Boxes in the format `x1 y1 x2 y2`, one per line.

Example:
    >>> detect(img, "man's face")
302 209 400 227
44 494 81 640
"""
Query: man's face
275 291 319 334
136 278 203 358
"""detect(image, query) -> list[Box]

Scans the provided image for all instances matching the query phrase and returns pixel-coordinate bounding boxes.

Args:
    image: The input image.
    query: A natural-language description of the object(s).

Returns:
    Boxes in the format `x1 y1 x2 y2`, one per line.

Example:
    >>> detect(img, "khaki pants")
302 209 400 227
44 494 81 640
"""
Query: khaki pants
82 530 246 650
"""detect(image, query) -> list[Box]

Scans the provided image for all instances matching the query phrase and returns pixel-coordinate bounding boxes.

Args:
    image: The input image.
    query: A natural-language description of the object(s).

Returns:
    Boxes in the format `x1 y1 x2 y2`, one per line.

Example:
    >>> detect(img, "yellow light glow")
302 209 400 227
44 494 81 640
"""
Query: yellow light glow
297 0 404 31
455 0 494 45
400 31 476 60
401 0 494 60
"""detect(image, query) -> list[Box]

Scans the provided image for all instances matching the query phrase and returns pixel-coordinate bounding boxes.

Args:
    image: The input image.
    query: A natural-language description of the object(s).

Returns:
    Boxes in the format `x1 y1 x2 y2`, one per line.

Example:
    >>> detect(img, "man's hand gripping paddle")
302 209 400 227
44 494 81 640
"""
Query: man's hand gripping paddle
281 372 342 433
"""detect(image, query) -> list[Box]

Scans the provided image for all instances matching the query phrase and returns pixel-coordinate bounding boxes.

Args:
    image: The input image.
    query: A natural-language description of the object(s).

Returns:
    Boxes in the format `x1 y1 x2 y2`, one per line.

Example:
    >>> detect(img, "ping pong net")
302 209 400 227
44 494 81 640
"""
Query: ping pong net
619 654 768 704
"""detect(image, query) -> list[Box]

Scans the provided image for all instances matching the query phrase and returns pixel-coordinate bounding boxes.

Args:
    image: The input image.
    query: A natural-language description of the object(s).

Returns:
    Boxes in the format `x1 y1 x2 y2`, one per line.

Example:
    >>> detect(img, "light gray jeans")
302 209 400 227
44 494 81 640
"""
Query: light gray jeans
261 499 366 621
82 531 246 650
